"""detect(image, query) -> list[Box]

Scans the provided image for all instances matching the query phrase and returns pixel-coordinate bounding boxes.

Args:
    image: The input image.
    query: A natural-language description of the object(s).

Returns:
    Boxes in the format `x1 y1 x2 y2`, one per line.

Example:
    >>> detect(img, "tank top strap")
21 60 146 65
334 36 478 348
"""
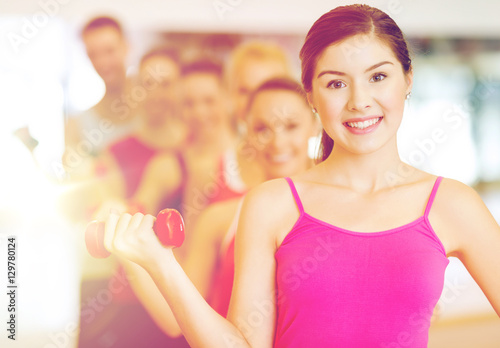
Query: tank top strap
424 176 443 217
284 177 304 214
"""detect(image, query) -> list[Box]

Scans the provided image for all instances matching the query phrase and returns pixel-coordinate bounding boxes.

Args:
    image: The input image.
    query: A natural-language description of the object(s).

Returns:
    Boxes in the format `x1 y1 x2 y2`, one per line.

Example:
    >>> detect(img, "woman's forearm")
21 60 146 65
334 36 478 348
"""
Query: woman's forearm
147 250 251 348
122 260 183 337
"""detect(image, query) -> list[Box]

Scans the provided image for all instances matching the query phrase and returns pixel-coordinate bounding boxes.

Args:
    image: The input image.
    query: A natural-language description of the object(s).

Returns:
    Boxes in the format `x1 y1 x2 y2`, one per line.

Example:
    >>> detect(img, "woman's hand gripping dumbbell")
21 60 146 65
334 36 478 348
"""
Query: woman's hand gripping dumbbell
85 208 185 259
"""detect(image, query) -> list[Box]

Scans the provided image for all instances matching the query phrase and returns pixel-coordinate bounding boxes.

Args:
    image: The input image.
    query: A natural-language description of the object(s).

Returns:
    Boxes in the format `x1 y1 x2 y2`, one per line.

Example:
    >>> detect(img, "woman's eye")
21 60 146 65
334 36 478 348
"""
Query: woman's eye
370 73 387 82
254 125 269 134
327 80 346 89
286 123 299 131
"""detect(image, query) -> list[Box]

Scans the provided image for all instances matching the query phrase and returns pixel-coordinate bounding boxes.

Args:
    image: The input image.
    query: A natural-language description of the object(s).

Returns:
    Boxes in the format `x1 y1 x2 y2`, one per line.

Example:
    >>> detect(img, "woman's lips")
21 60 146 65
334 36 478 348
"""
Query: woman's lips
343 116 383 134
267 153 293 164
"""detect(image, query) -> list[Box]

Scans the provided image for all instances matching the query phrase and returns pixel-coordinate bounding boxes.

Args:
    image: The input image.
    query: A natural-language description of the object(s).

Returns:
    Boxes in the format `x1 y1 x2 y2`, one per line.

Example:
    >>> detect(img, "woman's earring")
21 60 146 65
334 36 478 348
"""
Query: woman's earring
406 92 412 100
312 107 319 117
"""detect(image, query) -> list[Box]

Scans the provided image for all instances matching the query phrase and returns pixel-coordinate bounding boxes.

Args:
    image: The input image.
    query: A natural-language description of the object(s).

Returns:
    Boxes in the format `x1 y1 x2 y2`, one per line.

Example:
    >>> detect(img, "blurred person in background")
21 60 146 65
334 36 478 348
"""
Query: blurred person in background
227 40 293 126
77 46 189 348
96 46 187 215
224 40 294 202
63 16 136 178
106 76 319 338
60 16 137 225
181 41 293 231
191 77 319 318
179 58 244 242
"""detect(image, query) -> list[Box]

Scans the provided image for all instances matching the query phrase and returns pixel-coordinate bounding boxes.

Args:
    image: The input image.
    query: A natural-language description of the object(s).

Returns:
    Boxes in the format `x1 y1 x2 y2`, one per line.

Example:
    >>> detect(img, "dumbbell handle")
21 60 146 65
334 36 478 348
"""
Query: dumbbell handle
85 209 185 258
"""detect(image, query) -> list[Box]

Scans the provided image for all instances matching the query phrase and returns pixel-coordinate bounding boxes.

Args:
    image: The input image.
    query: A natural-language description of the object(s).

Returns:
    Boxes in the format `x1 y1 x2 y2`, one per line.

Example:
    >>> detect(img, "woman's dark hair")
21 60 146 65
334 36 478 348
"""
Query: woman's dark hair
82 16 123 37
181 58 224 78
245 77 308 118
300 4 412 162
140 46 180 67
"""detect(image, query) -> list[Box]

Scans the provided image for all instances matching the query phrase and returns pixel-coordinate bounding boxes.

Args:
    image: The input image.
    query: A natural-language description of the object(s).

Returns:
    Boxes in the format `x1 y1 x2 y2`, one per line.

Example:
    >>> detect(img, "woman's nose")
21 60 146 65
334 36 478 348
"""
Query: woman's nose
269 128 287 150
347 84 372 112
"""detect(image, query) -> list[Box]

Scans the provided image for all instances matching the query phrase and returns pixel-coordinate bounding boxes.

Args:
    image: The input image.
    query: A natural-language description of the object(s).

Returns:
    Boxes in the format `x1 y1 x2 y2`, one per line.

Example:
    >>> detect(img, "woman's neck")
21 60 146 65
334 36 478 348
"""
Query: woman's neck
190 122 237 154
136 118 186 150
265 156 315 182
95 79 133 123
320 137 405 193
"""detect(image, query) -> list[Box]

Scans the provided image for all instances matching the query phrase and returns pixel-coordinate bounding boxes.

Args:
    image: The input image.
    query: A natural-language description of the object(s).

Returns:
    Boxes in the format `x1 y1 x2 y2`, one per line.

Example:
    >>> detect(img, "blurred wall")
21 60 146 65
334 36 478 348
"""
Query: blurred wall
2 0 500 37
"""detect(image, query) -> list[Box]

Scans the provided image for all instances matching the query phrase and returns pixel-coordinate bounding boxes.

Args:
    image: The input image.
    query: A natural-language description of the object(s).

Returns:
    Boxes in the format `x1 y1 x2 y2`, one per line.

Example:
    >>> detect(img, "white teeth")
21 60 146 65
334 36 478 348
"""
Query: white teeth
347 117 381 129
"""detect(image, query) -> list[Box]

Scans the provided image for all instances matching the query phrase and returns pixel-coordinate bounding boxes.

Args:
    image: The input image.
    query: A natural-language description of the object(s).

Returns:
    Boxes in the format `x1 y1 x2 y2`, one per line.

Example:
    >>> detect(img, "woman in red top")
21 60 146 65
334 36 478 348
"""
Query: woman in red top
95 46 186 215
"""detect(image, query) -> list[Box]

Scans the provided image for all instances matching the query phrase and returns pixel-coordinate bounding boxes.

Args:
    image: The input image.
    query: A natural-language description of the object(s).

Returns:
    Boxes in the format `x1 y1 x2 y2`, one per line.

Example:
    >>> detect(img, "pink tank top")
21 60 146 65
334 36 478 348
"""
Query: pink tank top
274 177 449 348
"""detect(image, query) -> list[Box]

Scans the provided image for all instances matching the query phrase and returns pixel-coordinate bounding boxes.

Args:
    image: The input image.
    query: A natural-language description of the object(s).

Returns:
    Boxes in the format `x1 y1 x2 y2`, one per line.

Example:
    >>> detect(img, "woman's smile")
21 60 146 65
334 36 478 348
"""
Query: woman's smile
344 116 383 134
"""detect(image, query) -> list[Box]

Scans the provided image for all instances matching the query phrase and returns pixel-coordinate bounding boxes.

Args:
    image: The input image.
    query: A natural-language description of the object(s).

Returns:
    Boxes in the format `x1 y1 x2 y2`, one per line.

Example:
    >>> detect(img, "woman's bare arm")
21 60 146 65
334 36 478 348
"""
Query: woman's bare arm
431 178 500 316
102 180 291 347
117 198 239 337
132 152 183 214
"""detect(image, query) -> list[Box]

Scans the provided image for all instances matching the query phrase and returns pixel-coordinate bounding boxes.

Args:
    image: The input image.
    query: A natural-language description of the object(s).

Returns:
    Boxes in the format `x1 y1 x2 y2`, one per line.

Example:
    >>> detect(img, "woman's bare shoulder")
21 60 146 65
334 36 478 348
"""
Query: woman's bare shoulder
428 175 493 254
243 178 295 211
239 178 300 245
430 176 489 228
434 176 481 205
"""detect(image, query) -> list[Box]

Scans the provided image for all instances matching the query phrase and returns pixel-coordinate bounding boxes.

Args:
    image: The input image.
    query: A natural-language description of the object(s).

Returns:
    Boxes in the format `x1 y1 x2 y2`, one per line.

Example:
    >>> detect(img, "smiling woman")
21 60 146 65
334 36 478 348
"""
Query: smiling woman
95 4 500 348
310 34 412 158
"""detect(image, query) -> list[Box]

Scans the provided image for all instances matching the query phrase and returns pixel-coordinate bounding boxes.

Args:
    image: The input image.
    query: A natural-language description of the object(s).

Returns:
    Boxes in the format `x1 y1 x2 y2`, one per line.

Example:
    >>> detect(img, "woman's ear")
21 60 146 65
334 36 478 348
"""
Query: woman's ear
311 114 322 137
306 92 315 110
405 68 414 96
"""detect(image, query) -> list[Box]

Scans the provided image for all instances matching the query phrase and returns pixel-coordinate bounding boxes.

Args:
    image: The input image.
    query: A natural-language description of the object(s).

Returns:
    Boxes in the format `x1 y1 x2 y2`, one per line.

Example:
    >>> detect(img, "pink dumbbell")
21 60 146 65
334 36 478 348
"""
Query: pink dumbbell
85 209 185 258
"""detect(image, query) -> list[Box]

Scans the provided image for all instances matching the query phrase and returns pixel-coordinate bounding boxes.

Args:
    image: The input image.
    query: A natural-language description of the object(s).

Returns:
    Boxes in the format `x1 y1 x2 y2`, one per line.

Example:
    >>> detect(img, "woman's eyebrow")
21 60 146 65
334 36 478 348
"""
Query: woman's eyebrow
317 70 345 78
316 61 394 79
365 60 393 72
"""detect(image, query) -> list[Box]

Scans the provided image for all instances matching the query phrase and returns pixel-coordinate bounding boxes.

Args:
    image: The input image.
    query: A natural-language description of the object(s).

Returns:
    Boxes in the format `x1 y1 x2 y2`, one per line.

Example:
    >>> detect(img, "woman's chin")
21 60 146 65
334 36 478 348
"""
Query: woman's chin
263 162 297 180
